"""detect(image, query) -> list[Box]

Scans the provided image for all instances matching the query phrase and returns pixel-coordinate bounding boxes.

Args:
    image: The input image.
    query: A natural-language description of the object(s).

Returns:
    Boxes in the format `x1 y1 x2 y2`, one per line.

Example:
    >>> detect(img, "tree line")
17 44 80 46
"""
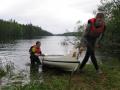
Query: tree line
55 32 81 36
99 0 120 53
0 19 53 41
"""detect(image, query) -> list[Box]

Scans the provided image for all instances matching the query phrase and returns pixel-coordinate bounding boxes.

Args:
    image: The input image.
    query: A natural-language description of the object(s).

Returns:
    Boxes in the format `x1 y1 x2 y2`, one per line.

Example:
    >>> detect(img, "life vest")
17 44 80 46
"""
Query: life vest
88 18 105 37
29 45 41 55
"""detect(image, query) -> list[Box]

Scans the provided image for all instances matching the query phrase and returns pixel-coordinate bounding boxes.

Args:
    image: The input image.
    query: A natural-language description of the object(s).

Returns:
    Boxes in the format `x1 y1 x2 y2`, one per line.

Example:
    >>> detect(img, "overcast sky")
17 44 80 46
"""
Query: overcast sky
0 0 101 34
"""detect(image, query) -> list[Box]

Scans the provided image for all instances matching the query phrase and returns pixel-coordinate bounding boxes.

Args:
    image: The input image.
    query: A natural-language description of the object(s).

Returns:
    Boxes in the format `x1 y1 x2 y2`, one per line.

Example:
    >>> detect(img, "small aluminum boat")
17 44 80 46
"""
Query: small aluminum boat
42 55 79 71
41 51 85 71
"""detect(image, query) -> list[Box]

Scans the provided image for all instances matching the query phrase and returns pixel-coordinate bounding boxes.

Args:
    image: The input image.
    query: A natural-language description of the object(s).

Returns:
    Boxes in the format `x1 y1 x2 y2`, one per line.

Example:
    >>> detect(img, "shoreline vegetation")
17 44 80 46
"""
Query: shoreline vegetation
0 57 120 90
55 32 82 36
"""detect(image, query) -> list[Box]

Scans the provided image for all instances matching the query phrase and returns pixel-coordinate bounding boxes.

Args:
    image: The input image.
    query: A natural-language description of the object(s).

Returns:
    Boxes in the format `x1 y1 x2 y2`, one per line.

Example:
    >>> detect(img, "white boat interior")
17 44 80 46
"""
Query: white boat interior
40 50 86 71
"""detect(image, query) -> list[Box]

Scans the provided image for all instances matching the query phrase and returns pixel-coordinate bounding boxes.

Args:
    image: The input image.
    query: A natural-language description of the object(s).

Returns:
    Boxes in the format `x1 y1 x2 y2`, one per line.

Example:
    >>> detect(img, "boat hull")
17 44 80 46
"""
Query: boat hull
42 55 80 71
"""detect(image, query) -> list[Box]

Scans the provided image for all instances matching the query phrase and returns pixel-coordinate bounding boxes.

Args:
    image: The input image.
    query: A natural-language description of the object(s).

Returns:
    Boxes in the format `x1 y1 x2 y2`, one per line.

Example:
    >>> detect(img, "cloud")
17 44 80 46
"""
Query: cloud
0 0 101 34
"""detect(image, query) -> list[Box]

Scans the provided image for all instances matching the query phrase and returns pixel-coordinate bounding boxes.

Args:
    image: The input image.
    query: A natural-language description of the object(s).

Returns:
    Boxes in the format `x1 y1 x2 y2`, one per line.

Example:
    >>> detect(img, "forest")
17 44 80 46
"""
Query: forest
0 19 53 41
100 0 120 53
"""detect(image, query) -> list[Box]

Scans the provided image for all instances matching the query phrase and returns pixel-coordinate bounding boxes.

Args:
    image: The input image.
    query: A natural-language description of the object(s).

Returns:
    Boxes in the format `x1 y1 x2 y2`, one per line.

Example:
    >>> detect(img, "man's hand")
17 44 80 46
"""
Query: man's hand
35 53 40 56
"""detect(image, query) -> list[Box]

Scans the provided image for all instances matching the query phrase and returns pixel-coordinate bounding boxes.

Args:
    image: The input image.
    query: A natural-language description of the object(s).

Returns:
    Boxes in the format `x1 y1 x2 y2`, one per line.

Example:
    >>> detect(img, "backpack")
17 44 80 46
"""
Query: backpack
29 46 33 54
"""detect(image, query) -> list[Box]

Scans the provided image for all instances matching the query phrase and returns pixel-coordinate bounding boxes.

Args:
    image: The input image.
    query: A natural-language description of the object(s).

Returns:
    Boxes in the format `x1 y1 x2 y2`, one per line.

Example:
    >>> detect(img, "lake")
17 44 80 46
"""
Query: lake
0 36 76 69
0 36 81 86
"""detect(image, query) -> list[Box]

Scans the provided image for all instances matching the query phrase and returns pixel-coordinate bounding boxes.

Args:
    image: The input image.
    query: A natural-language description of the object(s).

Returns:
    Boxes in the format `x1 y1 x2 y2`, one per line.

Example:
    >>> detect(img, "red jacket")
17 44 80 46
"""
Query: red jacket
88 18 105 37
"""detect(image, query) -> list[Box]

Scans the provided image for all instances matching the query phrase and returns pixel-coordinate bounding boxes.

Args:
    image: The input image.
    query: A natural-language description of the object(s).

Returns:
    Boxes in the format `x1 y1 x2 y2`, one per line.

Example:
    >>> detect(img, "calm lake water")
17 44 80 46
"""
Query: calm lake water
0 36 76 69
0 36 79 86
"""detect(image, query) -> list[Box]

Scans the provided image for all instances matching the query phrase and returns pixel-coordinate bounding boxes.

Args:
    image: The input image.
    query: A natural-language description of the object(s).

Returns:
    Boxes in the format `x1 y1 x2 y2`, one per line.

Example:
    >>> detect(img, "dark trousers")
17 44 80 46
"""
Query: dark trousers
30 55 41 65
30 64 39 78
80 37 99 70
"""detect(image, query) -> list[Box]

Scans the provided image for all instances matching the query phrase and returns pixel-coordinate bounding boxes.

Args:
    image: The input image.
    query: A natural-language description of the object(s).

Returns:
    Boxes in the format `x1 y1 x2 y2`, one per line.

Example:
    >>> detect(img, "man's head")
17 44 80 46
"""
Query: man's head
96 13 104 20
36 41 41 47
95 13 104 27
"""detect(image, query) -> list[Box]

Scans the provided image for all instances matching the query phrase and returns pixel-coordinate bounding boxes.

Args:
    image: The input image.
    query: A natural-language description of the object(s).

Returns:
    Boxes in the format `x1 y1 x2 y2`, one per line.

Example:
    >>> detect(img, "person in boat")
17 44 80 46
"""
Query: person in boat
79 13 106 74
29 41 44 65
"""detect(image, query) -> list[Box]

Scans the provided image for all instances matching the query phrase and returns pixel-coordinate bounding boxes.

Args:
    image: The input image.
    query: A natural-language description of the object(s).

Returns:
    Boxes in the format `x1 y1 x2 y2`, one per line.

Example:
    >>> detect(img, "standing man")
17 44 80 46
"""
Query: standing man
29 41 43 65
79 13 106 73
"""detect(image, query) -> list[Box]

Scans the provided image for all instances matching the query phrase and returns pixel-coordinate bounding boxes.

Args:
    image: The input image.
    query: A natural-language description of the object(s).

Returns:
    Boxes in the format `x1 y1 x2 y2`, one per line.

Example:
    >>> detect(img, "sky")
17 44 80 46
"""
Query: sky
0 0 101 34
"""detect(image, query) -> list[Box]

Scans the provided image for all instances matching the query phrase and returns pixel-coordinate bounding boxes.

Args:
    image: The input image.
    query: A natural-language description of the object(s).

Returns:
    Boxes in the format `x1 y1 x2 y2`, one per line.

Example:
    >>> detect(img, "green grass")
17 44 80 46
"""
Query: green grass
0 68 7 79
69 58 120 90
1 70 69 90
1 58 120 90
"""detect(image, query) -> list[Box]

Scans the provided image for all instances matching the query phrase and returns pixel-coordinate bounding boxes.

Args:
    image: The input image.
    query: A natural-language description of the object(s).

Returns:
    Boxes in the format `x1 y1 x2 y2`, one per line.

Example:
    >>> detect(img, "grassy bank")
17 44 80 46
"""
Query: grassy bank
1 69 70 90
1 58 120 90
70 58 120 90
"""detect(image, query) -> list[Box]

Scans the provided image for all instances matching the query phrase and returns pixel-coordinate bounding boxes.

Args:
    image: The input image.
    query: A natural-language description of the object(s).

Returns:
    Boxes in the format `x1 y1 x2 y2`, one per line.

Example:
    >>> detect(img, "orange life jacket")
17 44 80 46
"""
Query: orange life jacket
88 18 105 37
32 45 41 54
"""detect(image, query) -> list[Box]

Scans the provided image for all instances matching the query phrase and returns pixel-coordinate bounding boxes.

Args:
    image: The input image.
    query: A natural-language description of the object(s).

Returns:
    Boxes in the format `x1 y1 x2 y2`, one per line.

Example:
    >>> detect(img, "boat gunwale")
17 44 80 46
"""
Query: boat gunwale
43 60 80 63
